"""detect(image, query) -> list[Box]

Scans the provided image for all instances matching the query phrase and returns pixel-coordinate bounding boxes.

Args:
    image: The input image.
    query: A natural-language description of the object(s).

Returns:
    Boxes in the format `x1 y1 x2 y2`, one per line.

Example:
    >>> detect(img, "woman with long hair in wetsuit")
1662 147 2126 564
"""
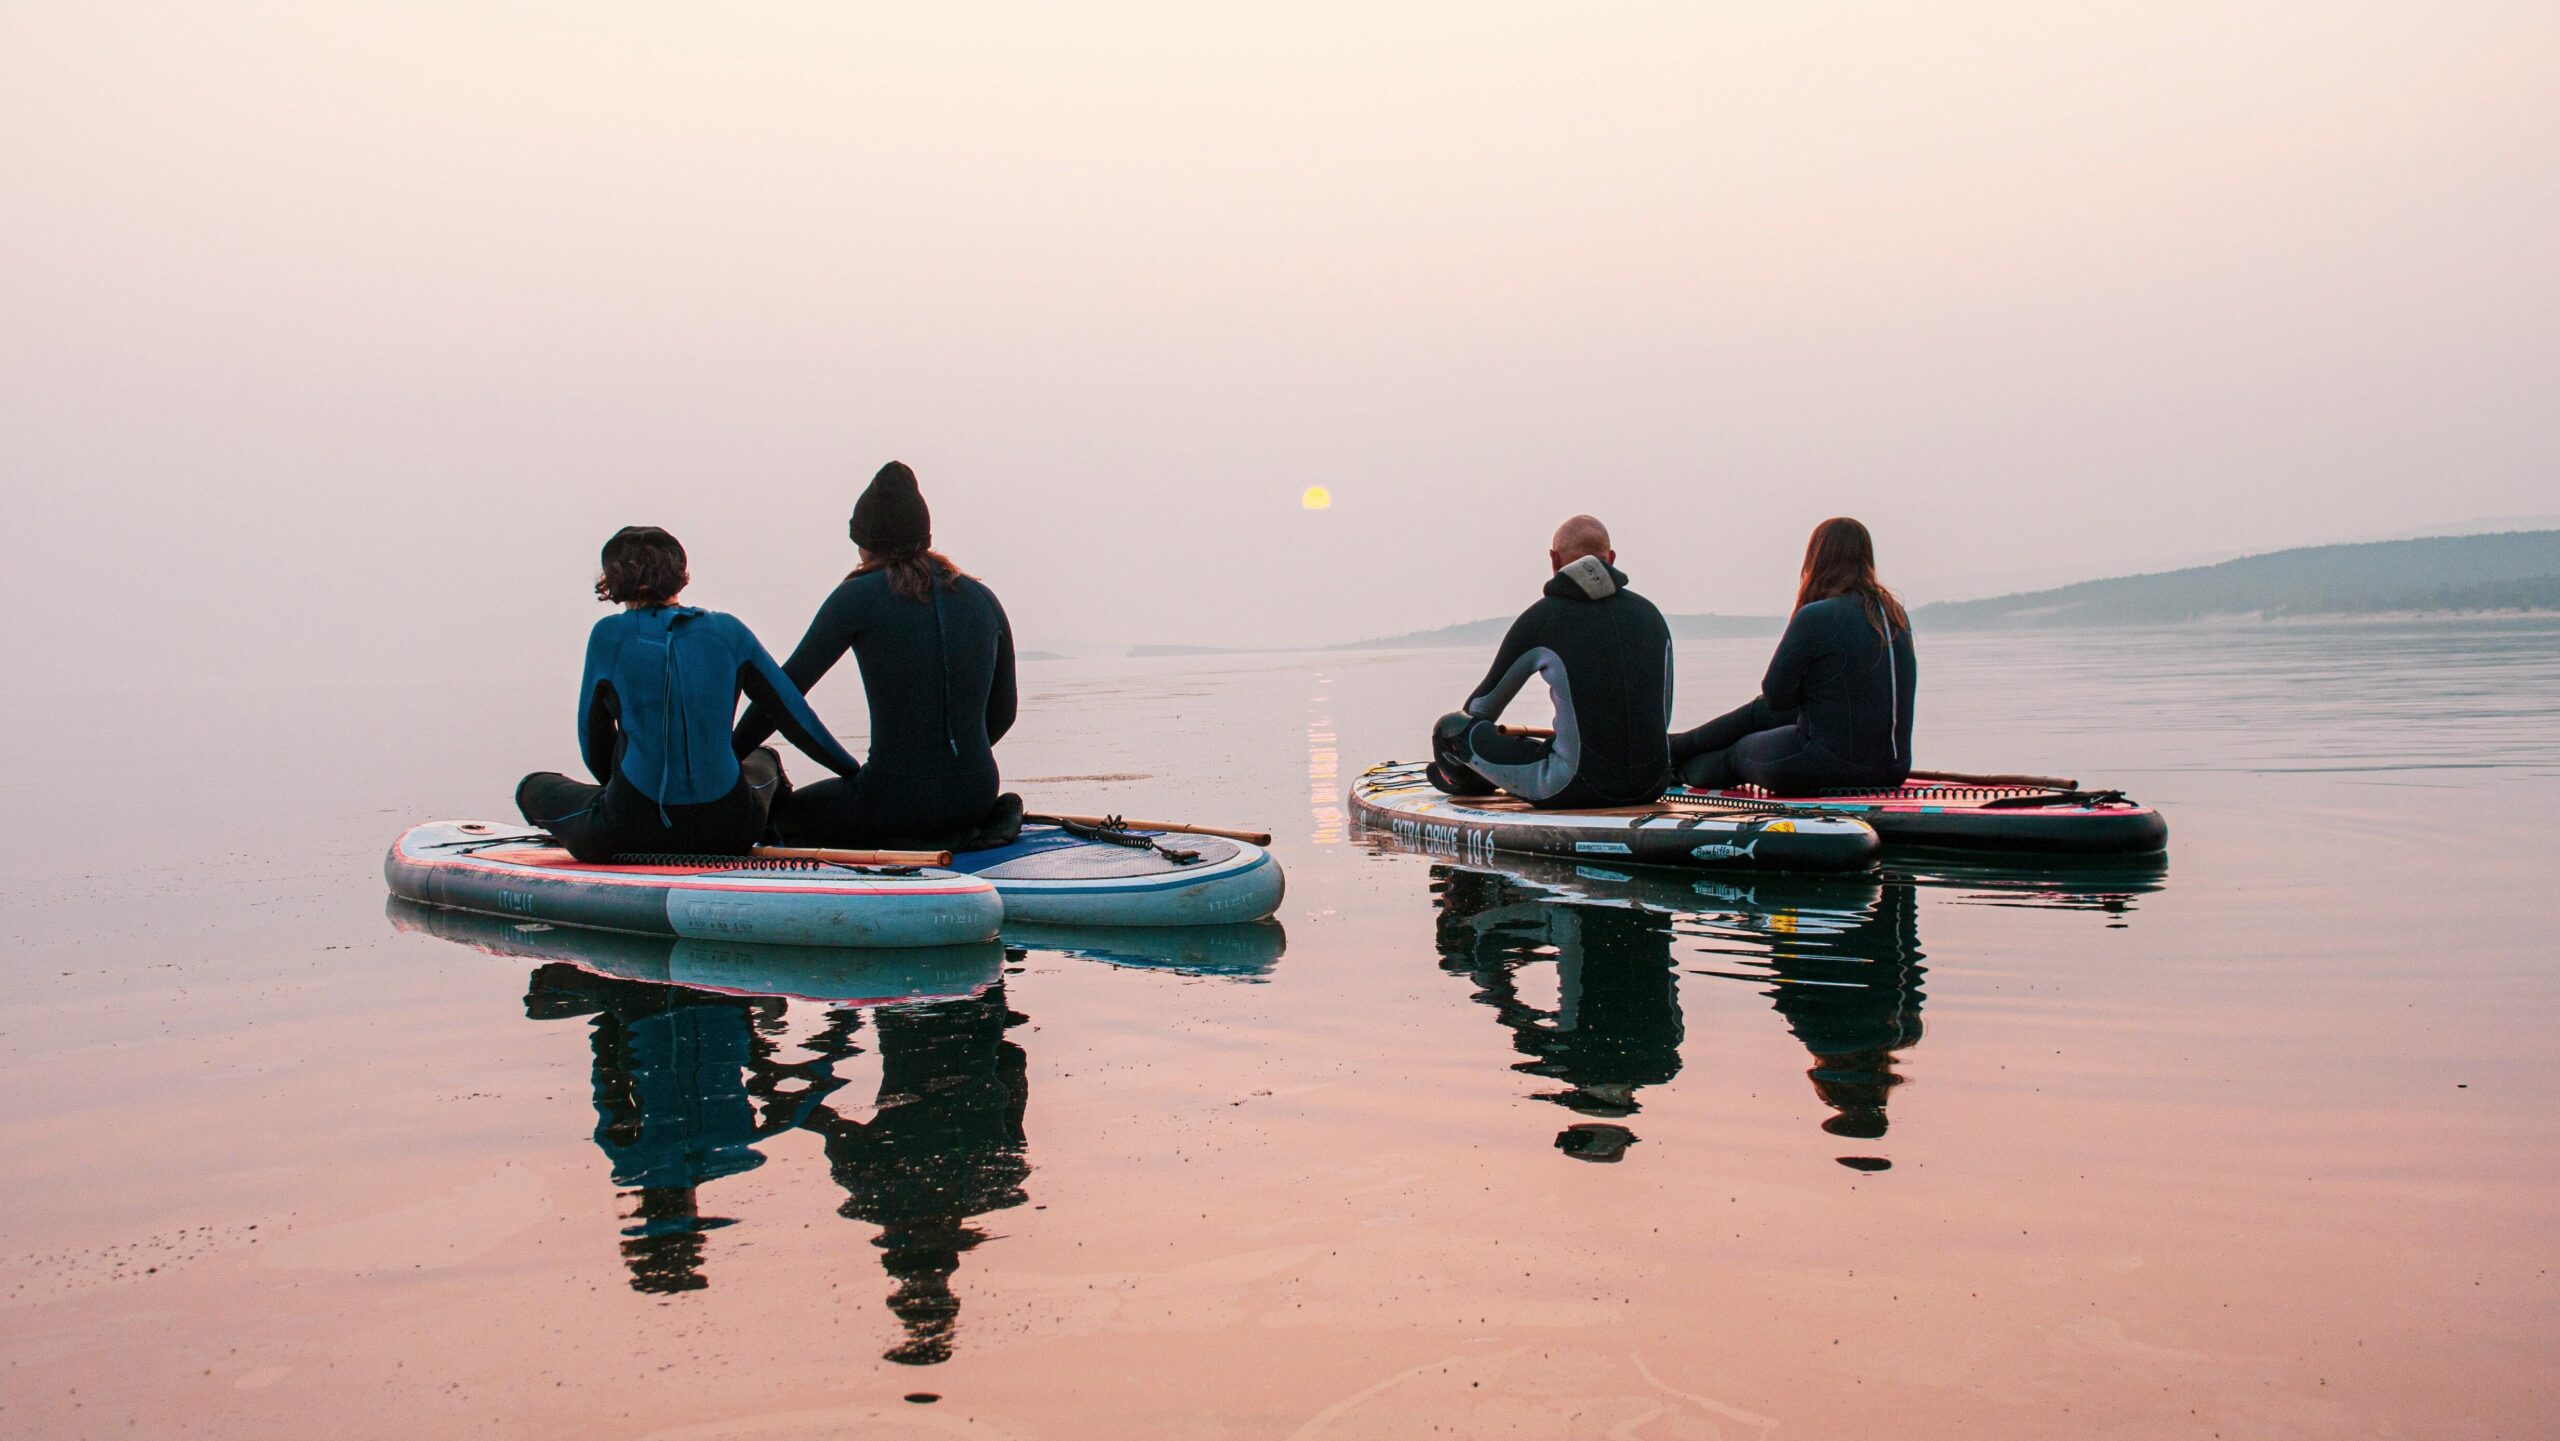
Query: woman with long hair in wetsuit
732 461 1019 848
517 526 866 862
1668 517 1917 795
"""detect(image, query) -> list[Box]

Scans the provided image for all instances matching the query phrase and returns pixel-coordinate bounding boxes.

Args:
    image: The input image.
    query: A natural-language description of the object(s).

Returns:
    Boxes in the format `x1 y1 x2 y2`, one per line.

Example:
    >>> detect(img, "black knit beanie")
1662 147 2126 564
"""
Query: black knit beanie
849 461 931 552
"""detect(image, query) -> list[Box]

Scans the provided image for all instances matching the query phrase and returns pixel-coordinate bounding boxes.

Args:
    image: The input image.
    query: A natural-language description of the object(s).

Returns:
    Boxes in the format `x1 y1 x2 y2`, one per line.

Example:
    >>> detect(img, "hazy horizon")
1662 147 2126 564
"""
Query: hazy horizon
6 2 2554 680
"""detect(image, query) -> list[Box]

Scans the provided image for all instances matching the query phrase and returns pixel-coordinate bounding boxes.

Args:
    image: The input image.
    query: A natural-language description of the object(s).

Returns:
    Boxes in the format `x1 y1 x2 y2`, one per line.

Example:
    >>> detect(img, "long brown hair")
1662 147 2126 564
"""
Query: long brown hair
1796 517 1907 639
854 545 968 603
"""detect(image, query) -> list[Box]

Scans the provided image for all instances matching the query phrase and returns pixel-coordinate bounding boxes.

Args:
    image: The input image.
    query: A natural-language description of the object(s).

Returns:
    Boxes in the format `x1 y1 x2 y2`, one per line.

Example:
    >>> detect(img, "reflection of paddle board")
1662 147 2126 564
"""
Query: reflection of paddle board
950 824 1284 927
1888 850 2169 914
387 896 1003 1004
384 821 1001 948
1391 846 1886 924
1672 777 2168 855
1348 762 1878 873
1002 919 1286 978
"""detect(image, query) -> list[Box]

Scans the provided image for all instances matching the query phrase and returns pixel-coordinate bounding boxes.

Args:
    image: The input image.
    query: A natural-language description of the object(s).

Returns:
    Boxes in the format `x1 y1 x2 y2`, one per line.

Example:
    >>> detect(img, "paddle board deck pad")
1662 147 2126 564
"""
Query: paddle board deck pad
388 897 1003 1005
385 822 1002 948
948 824 1284 926
1348 762 1878 873
1670 777 2168 855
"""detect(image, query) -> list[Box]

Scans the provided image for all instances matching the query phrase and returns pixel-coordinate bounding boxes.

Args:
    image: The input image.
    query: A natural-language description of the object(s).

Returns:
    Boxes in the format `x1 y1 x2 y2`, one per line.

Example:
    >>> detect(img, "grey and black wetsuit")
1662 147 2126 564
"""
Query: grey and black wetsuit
1670 594 1916 794
1429 558 1674 808
733 567 1018 848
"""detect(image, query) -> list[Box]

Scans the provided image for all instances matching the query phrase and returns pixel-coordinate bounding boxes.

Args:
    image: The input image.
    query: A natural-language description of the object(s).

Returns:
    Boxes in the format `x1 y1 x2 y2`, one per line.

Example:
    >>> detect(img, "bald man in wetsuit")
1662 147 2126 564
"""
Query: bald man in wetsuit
1427 515 1675 809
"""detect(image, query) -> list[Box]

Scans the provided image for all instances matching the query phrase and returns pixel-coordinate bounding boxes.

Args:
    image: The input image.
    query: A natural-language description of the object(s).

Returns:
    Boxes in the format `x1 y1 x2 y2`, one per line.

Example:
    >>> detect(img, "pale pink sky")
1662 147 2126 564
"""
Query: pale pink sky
4 1 2554 672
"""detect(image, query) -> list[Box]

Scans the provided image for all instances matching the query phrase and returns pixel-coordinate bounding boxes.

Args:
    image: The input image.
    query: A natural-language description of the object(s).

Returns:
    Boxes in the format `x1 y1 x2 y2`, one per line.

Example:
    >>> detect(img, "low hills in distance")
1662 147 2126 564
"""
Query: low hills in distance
1914 529 2560 630
1128 530 2560 656
1331 611 1785 652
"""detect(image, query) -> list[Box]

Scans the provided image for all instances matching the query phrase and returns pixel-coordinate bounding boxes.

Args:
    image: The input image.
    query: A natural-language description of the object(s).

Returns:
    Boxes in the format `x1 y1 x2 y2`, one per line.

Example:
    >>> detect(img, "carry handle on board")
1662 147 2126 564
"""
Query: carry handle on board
1495 726 2079 791
752 845 954 867
1029 813 1274 847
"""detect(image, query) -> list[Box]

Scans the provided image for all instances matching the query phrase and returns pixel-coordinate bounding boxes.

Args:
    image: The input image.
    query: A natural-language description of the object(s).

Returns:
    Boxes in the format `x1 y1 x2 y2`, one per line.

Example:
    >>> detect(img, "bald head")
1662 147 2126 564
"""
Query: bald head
1550 514 1613 571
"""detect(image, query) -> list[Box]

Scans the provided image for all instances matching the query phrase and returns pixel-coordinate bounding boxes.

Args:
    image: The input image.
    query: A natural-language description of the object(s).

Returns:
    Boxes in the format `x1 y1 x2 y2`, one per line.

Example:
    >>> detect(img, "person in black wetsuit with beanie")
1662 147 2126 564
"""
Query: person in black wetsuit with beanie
1427 514 1674 809
518 527 866 862
1669 516 1917 794
733 462 1018 847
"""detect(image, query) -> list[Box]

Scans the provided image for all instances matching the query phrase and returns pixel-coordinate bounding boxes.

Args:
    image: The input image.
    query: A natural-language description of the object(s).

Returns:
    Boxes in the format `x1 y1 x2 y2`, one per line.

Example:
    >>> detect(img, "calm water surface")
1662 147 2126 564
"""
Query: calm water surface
3 619 2555 1438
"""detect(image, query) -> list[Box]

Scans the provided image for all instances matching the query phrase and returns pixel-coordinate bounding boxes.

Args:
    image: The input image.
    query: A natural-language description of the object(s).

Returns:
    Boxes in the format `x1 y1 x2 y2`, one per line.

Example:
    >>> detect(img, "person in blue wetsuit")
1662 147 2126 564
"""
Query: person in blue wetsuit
1669 516 1917 794
1427 514 1674 809
732 462 1020 848
517 526 865 862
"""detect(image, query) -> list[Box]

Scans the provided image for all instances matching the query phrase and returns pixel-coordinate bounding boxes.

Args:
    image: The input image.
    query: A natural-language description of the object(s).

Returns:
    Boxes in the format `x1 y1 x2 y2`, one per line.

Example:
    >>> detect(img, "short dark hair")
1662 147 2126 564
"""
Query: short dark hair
595 526 688 605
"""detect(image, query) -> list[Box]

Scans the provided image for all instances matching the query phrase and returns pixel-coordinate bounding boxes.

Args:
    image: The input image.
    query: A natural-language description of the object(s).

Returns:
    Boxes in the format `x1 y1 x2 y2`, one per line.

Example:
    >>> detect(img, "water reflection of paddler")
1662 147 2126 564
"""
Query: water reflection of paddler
778 983 1032 1366
524 963 790 1294
1752 884 1926 1157
1431 866 1684 1162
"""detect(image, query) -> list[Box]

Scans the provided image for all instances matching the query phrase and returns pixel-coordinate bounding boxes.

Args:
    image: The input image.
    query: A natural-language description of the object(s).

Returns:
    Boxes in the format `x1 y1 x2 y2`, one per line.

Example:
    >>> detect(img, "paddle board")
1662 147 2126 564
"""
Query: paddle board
1348 762 1879 873
1671 776 2168 854
385 821 1002 948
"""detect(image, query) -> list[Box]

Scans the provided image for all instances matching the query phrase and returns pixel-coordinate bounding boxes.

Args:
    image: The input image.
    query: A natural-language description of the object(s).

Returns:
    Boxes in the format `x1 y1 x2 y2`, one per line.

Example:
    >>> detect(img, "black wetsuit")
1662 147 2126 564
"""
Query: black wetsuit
1670 594 1916 794
1429 558 1673 808
733 568 1018 847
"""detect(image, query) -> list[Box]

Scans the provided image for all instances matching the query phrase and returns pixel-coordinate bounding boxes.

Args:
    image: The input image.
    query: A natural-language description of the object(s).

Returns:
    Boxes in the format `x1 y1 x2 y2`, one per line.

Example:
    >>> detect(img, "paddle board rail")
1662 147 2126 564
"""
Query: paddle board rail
1670 776 2169 855
1347 762 1879 874
385 822 1003 948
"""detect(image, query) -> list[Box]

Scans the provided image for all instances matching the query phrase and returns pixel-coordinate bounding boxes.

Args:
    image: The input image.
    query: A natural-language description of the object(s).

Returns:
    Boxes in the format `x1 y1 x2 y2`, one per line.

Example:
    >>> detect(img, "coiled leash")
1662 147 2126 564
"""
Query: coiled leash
423 830 556 854
1053 814 1204 865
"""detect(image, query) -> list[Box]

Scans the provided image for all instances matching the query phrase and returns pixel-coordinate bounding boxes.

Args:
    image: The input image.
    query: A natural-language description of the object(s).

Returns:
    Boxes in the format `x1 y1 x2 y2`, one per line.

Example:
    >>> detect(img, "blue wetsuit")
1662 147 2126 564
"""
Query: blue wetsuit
517 605 863 860
1671 594 1916 794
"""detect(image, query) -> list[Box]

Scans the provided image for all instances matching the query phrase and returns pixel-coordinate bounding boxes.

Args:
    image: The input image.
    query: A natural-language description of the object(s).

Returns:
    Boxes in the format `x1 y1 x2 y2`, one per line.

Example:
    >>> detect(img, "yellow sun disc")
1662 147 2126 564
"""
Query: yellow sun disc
1301 485 1333 511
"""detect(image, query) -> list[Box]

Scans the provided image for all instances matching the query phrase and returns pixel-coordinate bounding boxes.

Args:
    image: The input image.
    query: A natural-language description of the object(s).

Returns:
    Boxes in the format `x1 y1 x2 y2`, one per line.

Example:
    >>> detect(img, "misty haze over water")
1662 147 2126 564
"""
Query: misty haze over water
3 3 2557 1436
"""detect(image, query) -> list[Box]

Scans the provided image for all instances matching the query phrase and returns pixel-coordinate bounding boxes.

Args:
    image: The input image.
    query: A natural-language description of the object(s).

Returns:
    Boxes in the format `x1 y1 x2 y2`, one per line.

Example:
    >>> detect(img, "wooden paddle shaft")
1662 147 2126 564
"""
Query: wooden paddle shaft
1909 769 2078 791
752 845 953 867
1032 813 1274 847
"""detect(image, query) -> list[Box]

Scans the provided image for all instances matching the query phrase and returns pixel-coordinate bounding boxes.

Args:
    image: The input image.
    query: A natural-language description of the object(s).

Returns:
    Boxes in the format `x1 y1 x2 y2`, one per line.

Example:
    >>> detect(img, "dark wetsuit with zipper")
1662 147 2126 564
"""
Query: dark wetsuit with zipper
517 605 863 861
733 569 1018 848
1669 594 1916 794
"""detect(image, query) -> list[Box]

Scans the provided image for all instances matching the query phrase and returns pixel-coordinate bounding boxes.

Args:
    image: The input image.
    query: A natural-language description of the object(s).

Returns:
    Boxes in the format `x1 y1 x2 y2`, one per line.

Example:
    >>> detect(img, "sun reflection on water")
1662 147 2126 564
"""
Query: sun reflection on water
1307 671 1342 844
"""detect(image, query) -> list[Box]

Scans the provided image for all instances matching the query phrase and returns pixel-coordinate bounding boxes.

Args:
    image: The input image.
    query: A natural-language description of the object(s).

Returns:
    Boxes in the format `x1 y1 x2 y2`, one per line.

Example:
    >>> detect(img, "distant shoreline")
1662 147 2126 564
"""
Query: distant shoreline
1122 529 2560 654
1123 604 2559 659
2039 607 2560 631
